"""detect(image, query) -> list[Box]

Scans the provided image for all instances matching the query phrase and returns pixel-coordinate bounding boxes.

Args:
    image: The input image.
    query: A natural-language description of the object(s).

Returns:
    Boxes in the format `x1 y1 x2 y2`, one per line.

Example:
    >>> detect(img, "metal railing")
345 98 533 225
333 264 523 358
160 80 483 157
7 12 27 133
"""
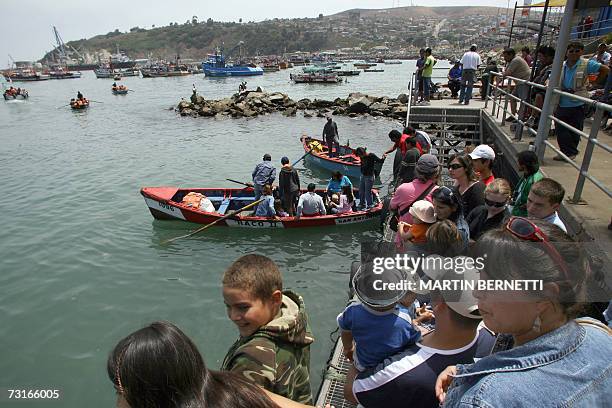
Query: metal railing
485 70 612 203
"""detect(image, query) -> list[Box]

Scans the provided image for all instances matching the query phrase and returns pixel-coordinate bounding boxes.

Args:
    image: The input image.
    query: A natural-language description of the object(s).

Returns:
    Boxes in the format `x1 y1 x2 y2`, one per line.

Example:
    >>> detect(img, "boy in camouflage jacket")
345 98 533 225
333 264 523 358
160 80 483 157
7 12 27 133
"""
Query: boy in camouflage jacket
221 254 314 404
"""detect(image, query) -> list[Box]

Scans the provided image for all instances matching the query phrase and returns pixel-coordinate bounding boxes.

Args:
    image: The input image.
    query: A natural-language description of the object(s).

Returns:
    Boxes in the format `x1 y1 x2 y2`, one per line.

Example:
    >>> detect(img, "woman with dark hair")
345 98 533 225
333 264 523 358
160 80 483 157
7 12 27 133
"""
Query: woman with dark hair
108 321 278 408
436 218 612 407
447 153 485 216
511 150 544 216
431 186 469 248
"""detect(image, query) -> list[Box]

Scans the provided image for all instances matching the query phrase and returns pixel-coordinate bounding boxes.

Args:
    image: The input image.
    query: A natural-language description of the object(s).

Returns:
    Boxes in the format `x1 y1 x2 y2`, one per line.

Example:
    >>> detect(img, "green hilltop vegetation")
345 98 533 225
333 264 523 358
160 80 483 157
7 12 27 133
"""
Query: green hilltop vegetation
44 18 357 61
43 6 504 61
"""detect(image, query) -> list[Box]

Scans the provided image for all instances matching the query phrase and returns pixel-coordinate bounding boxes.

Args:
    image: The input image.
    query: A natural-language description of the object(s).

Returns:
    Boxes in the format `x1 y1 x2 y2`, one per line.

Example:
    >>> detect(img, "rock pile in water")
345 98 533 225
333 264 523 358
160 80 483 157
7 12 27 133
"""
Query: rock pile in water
177 90 411 120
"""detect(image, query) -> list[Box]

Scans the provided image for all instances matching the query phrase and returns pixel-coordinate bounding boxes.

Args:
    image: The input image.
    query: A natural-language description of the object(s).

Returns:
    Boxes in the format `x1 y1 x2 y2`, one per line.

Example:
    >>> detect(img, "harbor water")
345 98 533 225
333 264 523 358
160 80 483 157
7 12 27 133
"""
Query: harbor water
0 61 448 406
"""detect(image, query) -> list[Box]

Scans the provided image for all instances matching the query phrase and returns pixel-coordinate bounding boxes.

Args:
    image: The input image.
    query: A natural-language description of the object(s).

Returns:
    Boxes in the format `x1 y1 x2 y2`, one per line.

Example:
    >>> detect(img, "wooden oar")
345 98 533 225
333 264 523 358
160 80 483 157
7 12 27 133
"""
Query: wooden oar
292 148 313 166
226 178 253 187
89 100 104 103
162 198 265 244
56 104 70 109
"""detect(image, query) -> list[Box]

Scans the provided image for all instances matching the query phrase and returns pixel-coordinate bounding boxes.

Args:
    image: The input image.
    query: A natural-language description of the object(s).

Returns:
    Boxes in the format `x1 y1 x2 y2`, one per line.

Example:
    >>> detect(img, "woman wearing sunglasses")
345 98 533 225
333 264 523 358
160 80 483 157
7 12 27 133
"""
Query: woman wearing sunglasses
435 218 612 407
466 178 512 240
447 154 485 216
431 186 469 248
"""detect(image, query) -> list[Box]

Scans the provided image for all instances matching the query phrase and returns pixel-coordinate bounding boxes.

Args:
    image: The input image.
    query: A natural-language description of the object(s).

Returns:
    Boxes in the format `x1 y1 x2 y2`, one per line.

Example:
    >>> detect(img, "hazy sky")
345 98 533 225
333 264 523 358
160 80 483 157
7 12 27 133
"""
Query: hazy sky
3 0 512 65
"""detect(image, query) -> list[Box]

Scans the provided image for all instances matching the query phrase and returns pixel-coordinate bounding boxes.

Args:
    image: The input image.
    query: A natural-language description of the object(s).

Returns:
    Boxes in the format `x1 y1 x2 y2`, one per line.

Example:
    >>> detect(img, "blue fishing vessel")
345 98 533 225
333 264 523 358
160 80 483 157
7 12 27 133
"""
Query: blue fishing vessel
202 53 263 77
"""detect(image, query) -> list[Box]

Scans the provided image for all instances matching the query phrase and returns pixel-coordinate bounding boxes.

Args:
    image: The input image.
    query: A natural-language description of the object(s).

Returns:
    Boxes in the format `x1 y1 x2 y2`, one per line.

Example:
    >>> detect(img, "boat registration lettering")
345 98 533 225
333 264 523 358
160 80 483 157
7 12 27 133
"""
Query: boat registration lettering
158 202 175 212
236 220 281 228
336 215 366 224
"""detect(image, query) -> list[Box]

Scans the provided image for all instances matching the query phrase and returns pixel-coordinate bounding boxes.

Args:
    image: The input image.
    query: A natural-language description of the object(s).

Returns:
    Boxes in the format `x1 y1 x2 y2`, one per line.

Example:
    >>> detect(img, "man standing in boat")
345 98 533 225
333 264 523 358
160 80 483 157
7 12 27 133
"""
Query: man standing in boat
322 117 339 158
252 153 276 201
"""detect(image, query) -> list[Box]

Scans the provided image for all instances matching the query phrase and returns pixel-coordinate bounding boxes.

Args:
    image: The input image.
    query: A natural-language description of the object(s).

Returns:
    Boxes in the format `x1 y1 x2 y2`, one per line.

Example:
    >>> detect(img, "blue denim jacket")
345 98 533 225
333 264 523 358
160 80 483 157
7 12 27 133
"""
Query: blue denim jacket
443 319 612 407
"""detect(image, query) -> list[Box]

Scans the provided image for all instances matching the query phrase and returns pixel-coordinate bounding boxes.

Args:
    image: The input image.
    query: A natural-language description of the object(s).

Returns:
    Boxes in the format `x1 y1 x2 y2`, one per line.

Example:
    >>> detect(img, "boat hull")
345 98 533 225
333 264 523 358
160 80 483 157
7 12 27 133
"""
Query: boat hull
204 67 264 77
4 93 28 100
112 89 128 95
301 136 383 180
141 187 381 228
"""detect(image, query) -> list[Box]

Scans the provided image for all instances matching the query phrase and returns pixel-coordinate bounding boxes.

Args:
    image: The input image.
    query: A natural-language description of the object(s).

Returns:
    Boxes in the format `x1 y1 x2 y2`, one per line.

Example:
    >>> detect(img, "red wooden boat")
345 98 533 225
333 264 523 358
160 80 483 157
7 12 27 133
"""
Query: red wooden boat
141 186 382 228
300 136 383 179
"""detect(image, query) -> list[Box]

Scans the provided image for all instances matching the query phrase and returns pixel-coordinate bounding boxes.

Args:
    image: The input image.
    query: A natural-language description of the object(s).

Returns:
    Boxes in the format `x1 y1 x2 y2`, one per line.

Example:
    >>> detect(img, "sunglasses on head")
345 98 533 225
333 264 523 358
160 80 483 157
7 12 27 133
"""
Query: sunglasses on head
448 163 463 170
505 217 571 282
485 198 507 208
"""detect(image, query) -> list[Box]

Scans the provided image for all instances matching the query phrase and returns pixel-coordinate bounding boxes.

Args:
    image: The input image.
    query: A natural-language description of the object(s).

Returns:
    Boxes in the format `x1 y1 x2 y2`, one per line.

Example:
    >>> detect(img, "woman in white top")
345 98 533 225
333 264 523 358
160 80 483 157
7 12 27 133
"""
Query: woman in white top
330 185 354 214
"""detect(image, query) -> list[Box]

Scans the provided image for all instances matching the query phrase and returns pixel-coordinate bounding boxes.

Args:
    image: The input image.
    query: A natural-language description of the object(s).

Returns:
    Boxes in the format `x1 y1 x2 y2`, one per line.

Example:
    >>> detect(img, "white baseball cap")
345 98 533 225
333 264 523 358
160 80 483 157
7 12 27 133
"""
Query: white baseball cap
409 255 482 319
469 144 496 161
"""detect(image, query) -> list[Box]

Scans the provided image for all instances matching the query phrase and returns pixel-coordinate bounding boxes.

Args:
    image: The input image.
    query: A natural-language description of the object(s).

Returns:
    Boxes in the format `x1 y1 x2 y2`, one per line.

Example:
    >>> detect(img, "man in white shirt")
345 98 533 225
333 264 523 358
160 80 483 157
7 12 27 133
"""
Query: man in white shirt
591 43 611 65
296 183 326 219
459 44 482 105
526 178 567 233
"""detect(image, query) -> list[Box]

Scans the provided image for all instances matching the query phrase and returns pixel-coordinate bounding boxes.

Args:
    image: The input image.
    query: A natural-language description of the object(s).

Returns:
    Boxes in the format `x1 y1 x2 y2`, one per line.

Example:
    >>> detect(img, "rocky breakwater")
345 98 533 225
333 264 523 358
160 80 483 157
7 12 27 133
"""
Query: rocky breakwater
177 90 410 120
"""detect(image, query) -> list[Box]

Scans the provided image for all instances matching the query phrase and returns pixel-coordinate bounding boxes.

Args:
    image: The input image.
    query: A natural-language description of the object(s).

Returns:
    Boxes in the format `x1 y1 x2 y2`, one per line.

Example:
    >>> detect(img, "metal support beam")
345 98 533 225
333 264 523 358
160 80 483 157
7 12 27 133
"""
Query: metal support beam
571 107 604 203
534 0 576 161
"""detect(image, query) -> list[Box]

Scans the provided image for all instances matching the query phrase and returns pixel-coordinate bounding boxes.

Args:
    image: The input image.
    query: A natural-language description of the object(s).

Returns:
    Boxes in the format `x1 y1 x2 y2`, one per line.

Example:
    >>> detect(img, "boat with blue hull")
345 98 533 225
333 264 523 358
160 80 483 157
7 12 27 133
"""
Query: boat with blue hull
202 53 263 77
301 136 383 180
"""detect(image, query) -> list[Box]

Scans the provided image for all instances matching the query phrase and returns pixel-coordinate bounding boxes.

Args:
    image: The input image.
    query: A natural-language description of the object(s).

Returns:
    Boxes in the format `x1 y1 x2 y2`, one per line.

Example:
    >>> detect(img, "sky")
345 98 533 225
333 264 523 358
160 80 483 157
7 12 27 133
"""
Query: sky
3 0 512 65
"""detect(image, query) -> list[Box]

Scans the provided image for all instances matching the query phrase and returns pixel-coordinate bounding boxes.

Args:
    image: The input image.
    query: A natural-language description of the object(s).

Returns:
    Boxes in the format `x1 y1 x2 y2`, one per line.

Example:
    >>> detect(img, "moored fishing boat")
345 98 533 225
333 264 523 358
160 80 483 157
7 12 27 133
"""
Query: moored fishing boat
47 67 82 79
4 69 50 82
94 67 140 79
354 62 377 69
290 67 342 84
202 52 264 77
300 136 383 180
140 186 381 228
335 70 360 76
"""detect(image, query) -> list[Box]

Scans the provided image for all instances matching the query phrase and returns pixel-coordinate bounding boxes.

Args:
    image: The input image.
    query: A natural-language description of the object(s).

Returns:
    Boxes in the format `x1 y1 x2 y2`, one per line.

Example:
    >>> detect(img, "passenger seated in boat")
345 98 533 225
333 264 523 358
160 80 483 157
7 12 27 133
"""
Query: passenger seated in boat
296 183 326 219
325 171 352 198
274 199 289 217
254 184 276 218
330 185 354 214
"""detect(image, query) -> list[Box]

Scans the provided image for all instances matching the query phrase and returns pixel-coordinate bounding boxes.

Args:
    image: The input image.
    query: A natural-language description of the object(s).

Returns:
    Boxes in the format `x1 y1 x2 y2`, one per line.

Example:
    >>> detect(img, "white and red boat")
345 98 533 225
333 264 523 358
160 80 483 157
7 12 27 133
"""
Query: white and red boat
141 186 381 228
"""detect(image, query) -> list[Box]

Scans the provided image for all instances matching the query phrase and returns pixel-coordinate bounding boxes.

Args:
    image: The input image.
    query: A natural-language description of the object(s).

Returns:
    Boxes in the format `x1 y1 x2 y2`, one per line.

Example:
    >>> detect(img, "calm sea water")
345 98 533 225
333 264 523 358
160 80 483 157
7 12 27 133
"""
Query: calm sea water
0 61 449 407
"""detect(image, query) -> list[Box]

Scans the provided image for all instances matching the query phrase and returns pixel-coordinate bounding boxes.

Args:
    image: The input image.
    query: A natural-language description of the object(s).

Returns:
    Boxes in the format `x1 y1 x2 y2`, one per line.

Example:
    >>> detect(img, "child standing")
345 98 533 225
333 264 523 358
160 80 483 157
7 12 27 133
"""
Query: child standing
398 200 436 244
338 263 421 372
221 254 314 404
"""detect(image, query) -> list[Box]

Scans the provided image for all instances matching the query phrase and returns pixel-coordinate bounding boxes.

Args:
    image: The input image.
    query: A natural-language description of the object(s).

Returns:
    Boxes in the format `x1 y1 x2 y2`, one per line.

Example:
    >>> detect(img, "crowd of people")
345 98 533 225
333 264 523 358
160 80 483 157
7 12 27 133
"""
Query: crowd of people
104 39 611 408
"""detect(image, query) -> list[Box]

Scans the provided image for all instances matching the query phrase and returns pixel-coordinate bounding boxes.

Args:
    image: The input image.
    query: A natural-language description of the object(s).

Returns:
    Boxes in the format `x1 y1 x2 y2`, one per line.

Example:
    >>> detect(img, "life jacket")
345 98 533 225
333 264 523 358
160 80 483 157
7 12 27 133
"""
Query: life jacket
559 58 590 100
308 140 324 153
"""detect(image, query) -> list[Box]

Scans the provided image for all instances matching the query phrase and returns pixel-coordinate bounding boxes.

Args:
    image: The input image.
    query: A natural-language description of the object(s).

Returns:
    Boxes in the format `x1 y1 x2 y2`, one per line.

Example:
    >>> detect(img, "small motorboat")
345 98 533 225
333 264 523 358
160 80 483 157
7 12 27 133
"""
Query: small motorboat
140 187 382 228
300 136 383 180
70 98 89 109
